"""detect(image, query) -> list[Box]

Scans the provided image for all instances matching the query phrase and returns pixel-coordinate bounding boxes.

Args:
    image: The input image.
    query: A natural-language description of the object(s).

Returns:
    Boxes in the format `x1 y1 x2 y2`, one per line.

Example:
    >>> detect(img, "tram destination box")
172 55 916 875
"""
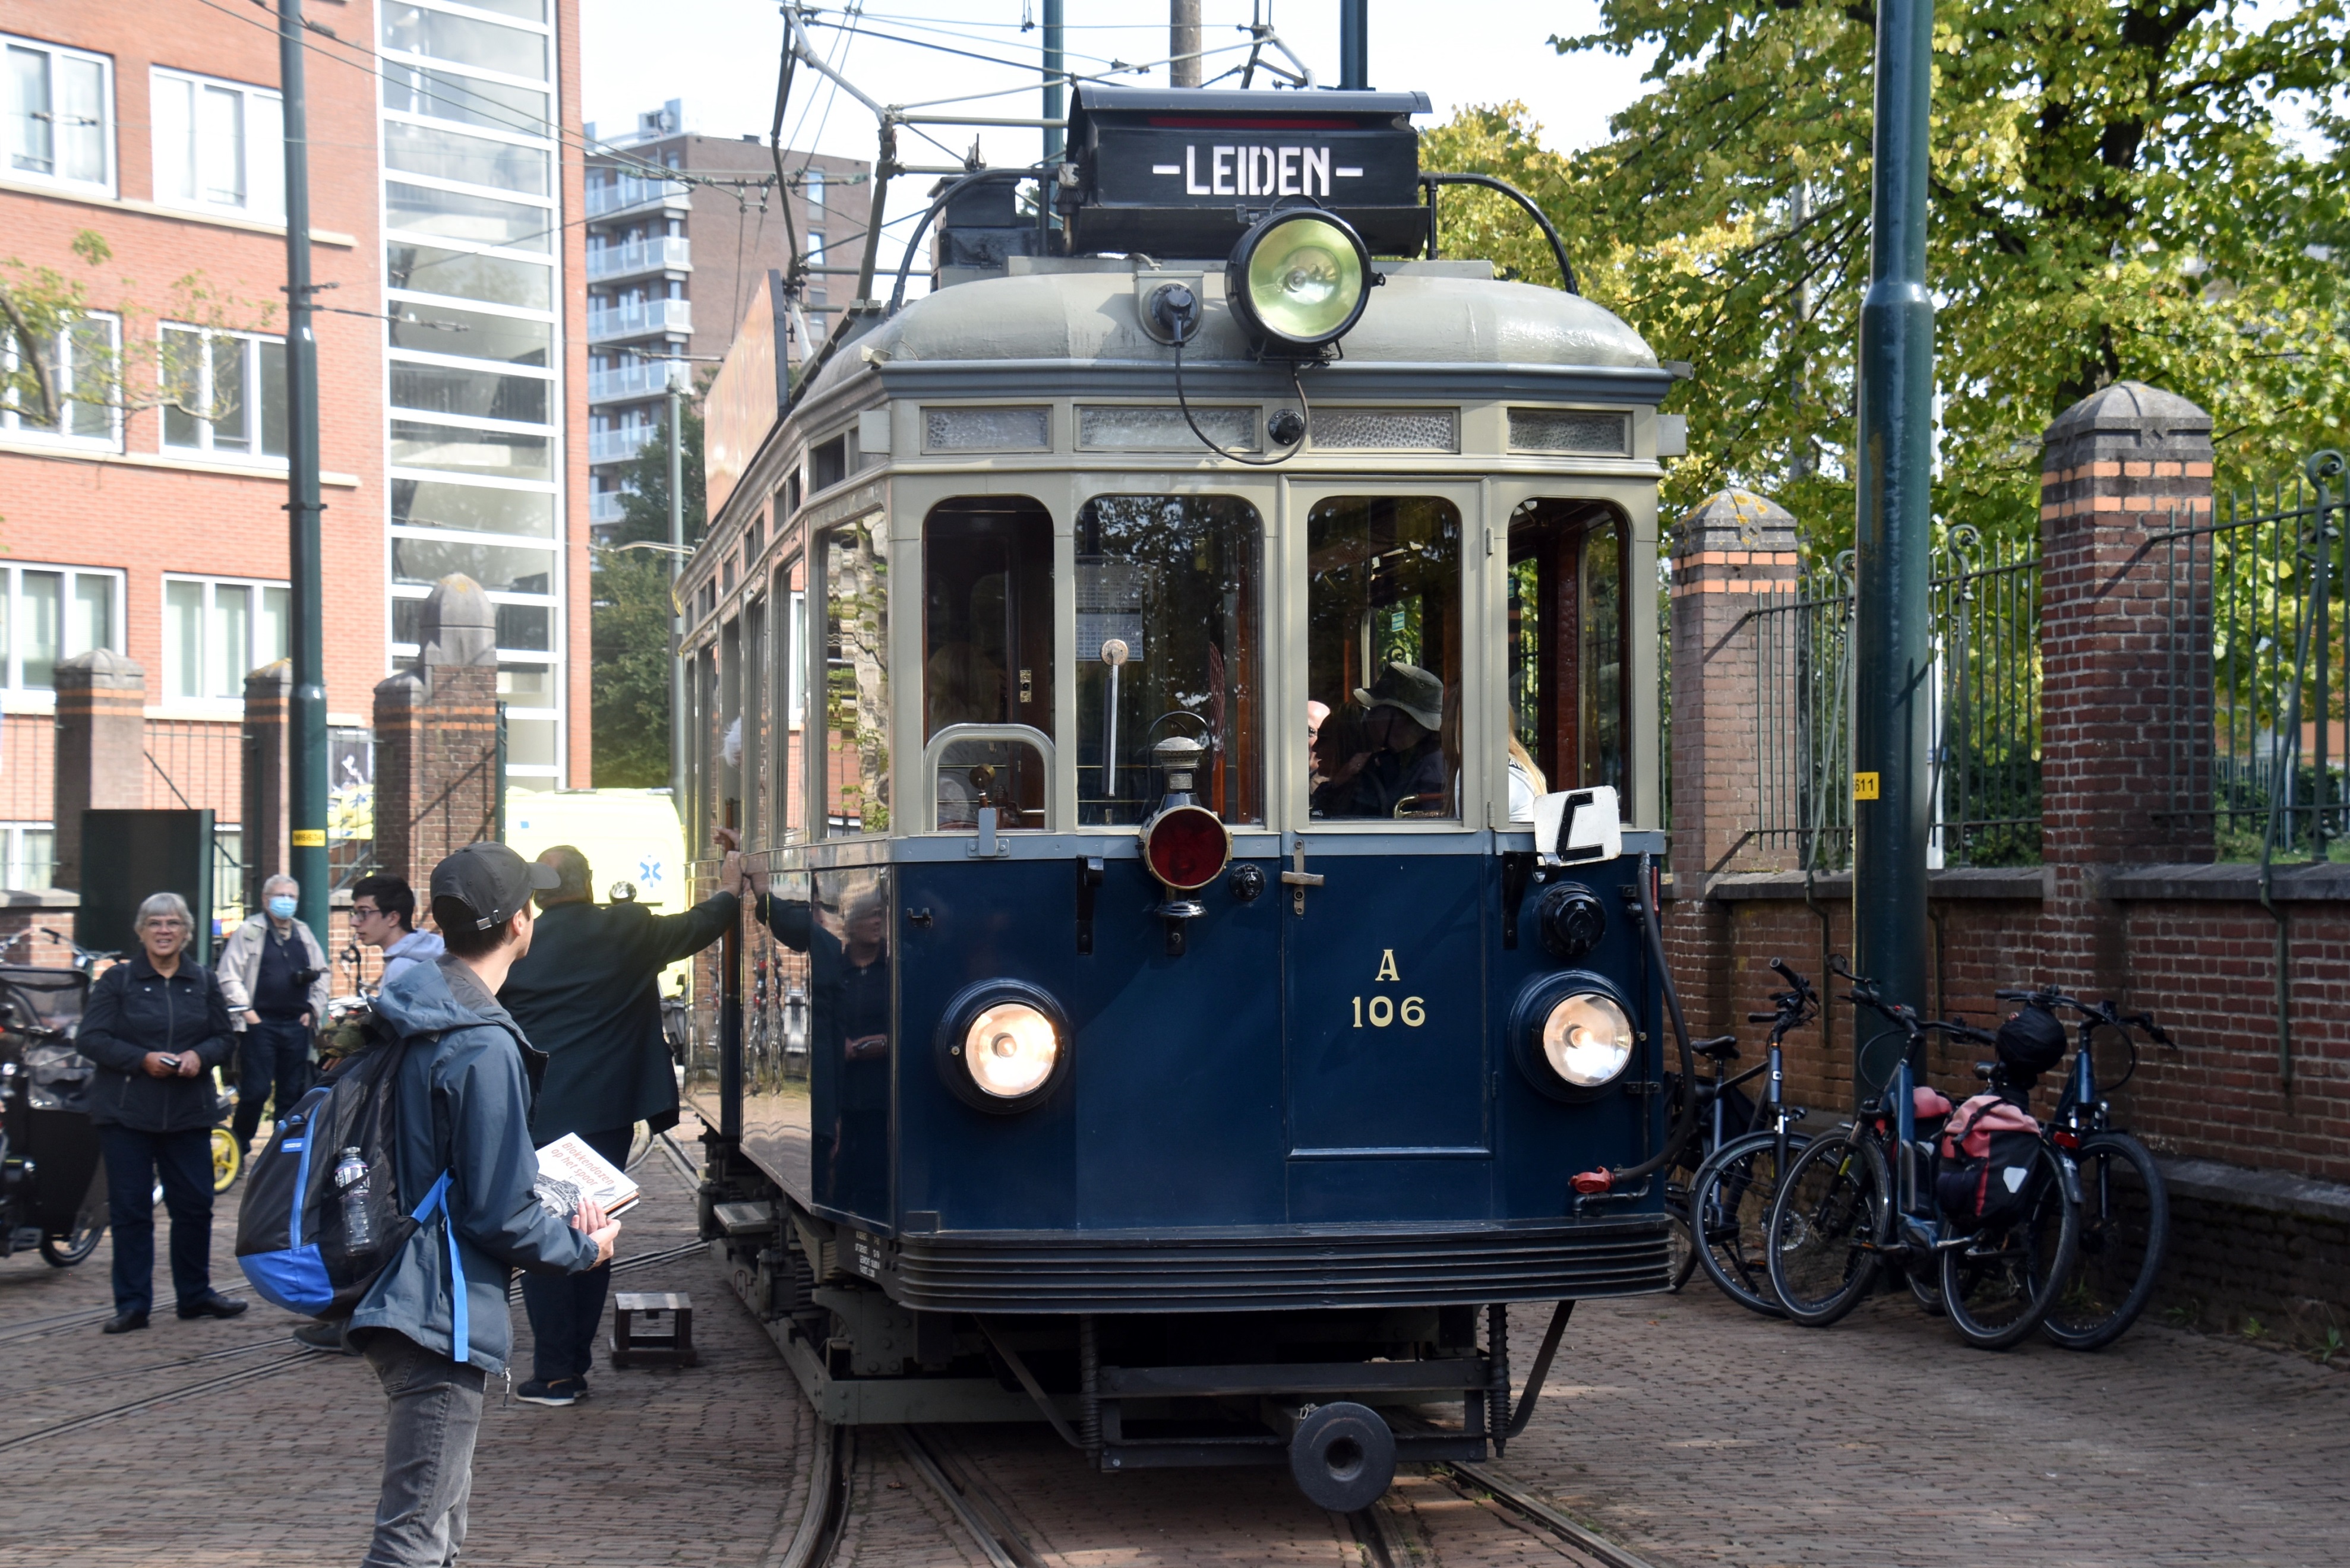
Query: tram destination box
1064 85 1432 256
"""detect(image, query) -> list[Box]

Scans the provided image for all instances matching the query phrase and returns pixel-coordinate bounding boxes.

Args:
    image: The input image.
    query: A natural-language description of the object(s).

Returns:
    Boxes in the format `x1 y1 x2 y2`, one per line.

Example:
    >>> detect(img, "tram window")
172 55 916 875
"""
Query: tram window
822 516 890 835
1074 495 1263 826
924 498 1053 830
1505 501 1629 811
1307 497 1463 821
775 557 808 844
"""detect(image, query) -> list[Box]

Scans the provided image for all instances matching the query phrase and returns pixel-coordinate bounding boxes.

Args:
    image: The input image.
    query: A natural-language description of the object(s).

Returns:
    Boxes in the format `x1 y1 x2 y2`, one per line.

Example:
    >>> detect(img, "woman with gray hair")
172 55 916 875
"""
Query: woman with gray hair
75 890 244 1333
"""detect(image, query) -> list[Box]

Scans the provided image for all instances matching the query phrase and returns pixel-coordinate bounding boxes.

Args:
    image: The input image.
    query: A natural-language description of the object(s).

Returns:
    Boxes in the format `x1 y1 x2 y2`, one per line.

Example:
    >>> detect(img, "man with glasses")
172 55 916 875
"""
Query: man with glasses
350 873 443 989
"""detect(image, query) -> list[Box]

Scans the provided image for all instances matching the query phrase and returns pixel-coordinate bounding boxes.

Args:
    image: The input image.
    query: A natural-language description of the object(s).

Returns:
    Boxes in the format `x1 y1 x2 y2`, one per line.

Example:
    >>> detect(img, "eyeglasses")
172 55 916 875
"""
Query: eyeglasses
350 905 384 920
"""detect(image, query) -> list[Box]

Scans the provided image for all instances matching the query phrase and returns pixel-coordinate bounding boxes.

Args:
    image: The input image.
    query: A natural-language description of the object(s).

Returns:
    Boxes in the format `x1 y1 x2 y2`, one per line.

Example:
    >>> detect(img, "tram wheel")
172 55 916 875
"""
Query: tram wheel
211 1127 242 1194
1288 1401 1395 1513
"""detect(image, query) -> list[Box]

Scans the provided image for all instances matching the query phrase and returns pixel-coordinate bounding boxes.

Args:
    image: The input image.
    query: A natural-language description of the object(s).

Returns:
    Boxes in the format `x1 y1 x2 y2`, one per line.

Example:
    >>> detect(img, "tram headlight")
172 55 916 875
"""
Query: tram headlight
938 981 1072 1114
1541 992 1635 1088
1227 208 1372 352
963 1003 1059 1099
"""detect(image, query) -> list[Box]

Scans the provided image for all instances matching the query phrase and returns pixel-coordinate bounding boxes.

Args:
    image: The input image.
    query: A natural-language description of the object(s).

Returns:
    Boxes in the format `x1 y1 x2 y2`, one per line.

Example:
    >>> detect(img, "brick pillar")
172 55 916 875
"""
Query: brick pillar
52 649 146 892
2037 381 2215 996
369 576 502 890
241 659 292 910
1666 489 1801 1030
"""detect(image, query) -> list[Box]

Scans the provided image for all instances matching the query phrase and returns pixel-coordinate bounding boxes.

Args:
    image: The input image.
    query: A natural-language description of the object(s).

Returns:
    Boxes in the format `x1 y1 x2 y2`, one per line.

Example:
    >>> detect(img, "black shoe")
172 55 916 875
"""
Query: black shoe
292 1320 352 1352
177 1293 249 1321
514 1377 583 1406
101 1310 150 1335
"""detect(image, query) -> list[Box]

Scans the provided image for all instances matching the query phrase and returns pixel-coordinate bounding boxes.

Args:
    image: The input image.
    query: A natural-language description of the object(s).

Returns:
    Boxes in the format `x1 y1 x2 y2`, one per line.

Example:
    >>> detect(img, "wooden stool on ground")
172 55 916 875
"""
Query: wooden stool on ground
609 1291 699 1368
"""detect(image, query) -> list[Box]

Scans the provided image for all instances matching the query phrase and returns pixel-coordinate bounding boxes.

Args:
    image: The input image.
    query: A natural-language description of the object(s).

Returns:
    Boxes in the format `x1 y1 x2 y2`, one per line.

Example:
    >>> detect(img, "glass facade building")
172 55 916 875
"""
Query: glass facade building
378 0 567 785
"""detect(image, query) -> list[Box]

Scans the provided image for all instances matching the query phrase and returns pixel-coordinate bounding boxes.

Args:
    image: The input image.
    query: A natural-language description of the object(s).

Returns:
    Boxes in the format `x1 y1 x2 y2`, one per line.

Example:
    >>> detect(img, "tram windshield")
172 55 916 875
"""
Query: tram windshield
1506 500 1627 814
923 497 1054 830
1307 497 1463 821
1075 494 1263 825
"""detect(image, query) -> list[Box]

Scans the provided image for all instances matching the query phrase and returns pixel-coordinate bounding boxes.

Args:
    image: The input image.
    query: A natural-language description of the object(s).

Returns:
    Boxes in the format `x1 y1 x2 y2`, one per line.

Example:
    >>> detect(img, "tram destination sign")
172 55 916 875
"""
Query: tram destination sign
1066 85 1432 257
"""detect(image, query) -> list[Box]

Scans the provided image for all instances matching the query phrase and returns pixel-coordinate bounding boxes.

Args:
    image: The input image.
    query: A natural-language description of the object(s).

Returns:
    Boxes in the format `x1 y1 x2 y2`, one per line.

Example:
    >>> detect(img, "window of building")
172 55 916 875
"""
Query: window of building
380 61 549 138
160 325 288 460
0 564 123 691
1306 497 1463 822
0 823 55 892
150 68 283 220
380 2 549 83
162 574 290 701
1 314 119 448
804 168 824 211
1075 495 1261 826
5 36 111 194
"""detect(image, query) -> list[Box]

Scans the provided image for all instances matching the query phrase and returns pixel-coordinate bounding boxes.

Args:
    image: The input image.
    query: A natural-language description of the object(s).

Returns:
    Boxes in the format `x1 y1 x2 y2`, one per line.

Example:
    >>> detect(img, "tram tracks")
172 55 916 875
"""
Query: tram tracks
0 1346 326 1453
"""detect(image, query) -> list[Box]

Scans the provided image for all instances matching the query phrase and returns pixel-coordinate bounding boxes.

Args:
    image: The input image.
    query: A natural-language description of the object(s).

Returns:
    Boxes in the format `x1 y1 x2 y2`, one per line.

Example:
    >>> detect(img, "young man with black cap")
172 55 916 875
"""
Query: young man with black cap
345 841 623 1568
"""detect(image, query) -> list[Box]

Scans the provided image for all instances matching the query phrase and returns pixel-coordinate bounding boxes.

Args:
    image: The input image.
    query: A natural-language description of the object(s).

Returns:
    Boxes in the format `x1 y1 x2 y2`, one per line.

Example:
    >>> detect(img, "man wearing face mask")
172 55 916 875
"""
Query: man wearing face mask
218 874 330 1155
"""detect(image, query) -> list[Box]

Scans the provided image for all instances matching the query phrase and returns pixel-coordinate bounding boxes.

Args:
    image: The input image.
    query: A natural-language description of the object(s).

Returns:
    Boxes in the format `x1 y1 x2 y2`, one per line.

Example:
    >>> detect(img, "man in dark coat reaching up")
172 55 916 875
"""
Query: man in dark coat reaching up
498 834 742 1405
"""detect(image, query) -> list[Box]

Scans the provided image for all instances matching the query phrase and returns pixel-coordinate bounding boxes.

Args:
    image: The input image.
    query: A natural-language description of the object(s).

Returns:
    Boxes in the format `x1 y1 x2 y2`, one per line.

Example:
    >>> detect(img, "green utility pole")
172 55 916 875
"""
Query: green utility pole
1338 0 1368 90
278 0 329 940
668 383 686 820
1850 0 1936 1102
1043 0 1064 159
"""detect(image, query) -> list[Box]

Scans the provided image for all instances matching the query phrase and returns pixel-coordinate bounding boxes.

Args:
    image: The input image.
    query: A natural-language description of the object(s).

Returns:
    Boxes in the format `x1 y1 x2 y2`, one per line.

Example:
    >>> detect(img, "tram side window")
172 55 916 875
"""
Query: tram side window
1505 501 1628 817
774 557 808 844
823 516 890 835
1074 495 1263 826
1307 497 1463 821
924 498 1053 830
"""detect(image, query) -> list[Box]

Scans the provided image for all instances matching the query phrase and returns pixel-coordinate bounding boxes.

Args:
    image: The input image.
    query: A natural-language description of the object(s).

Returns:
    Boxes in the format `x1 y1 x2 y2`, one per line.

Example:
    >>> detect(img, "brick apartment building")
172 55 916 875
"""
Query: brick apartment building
0 0 590 921
580 99 863 539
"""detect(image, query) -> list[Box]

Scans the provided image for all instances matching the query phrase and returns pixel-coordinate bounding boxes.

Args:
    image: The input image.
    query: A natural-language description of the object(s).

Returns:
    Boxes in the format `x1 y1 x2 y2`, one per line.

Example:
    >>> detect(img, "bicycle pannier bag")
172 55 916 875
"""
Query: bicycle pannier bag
1934 1092 2043 1231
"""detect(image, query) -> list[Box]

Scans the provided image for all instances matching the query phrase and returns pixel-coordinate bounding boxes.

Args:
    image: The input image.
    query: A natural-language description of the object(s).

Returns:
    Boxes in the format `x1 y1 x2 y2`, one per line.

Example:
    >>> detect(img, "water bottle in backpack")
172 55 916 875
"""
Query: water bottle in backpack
335 1147 375 1250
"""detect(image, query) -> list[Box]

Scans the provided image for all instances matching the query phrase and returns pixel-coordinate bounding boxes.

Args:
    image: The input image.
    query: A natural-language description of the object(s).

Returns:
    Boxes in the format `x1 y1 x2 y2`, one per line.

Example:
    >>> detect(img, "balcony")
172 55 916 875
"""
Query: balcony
589 489 631 525
586 233 692 284
590 426 658 466
588 297 694 343
586 173 690 219
587 357 688 404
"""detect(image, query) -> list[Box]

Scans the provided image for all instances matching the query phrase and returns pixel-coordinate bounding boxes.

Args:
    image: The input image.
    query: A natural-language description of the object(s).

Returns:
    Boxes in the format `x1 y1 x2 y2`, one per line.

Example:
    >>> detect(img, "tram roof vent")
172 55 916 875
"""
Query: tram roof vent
1061 84 1431 258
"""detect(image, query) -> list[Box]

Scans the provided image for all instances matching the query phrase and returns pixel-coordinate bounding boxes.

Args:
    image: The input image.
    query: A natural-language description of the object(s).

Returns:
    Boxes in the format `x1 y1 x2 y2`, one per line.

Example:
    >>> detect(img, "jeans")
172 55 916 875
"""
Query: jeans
233 1016 314 1147
99 1124 214 1316
358 1329 487 1568
519 1123 632 1383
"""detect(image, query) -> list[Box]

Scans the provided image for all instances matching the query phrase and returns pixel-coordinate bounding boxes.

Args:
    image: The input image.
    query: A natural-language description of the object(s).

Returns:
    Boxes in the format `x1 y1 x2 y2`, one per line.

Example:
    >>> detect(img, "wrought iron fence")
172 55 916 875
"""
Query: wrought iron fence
1749 526 2042 870
2154 450 2350 862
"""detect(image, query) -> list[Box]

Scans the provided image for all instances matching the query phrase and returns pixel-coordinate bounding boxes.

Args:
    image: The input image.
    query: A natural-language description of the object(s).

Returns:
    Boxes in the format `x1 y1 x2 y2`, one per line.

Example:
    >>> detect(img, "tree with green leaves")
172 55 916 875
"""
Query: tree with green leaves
589 397 705 786
1422 0 2349 548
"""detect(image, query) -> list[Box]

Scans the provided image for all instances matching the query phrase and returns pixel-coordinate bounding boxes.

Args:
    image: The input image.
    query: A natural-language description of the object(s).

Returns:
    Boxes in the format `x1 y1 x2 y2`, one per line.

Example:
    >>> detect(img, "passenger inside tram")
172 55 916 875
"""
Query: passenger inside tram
1310 663 1451 820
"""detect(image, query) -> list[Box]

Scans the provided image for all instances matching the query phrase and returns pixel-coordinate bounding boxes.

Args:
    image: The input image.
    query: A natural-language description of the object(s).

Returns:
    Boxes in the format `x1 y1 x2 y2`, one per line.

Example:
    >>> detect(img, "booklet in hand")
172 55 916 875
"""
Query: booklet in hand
533 1131 642 1221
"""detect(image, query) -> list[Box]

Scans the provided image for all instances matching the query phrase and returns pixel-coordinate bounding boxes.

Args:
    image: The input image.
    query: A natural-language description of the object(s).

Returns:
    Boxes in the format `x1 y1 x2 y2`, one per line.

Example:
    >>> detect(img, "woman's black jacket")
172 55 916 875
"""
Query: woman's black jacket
77 953 236 1132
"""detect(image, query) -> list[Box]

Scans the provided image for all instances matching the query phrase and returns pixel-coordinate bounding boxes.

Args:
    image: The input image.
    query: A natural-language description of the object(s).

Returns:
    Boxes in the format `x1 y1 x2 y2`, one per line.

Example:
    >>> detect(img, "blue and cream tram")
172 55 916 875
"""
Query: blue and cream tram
678 85 1692 1509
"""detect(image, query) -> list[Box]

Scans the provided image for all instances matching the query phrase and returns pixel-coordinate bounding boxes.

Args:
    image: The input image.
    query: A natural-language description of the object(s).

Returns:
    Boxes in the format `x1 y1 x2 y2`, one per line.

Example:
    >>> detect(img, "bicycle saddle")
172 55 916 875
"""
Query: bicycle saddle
1692 1035 1741 1061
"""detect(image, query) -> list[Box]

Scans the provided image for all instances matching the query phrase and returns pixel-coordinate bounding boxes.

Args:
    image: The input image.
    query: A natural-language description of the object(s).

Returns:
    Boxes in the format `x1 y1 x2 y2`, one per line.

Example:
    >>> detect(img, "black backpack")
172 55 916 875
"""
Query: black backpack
235 1010 447 1323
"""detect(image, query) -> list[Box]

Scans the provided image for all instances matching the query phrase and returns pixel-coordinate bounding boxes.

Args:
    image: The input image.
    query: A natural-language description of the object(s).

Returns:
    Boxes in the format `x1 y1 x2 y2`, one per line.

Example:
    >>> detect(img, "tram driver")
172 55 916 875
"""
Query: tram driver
1311 662 1451 820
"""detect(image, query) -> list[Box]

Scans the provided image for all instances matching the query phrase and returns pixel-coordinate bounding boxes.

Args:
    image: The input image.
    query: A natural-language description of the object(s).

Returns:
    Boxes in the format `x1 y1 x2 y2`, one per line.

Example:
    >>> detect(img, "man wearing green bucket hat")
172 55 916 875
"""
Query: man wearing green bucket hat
1312 662 1450 820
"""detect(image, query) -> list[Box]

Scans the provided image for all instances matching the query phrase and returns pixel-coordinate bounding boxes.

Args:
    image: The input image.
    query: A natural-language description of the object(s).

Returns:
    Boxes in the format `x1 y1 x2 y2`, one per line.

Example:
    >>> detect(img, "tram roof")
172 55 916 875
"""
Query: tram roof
795 260 1667 415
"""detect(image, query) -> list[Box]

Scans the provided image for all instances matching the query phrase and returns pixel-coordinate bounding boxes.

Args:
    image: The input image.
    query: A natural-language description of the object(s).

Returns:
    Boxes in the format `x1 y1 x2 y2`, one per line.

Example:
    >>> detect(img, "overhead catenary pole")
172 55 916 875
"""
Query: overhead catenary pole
1043 0 1065 159
1849 0 1937 1102
277 0 329 934
669 383 686 819
1171 0 1202 88
1338 0 1369 90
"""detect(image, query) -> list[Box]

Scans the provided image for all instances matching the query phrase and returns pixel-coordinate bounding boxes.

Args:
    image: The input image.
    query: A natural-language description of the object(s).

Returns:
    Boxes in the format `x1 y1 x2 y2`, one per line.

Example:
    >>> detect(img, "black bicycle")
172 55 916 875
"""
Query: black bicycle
1996 985 2174 1351
1681 959 1817 1316
1660 1009 1779 1293
1767 960 2081 1349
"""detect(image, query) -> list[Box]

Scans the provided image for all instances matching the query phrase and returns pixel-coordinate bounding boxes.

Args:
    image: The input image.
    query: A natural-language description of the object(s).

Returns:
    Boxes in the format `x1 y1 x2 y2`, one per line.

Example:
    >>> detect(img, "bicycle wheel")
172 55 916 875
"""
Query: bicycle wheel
1664 1209 1698 1292
1765 1131 1888 1327
2041 1131 2168 1351
1940 1141 2080 1350
211 1127 242 1194
39 1216 101 1266
1690 1129 1809 1317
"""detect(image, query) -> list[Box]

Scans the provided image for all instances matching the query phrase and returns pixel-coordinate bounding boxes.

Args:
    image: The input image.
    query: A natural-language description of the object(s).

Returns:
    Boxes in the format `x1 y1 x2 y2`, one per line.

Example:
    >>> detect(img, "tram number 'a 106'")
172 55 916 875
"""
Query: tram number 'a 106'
1350 949 1424 1028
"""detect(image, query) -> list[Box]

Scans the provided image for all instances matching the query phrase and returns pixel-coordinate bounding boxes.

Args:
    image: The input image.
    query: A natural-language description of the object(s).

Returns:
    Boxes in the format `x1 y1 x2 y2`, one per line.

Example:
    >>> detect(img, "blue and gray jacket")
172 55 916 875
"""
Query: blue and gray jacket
346 954 601 1373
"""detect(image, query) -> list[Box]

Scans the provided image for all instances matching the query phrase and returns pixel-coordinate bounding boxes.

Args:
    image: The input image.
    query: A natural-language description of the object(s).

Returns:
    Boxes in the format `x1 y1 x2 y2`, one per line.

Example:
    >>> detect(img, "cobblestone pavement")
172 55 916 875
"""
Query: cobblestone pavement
3 1135 2343 1567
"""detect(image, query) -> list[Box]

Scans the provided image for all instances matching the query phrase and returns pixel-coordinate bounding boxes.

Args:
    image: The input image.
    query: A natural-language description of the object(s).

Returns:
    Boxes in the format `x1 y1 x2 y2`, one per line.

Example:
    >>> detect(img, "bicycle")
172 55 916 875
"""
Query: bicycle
1661 1020 1765 1292
1995 985 2174 1351
1682 959 1818 1316
1767 959 2081 1349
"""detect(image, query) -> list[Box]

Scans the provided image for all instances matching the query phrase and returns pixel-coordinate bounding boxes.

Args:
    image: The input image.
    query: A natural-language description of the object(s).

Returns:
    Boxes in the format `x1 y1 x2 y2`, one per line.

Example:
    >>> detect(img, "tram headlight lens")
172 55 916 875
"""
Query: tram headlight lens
1540 992 1635 1088
1228 209 1372 350
962 1002 1060 1099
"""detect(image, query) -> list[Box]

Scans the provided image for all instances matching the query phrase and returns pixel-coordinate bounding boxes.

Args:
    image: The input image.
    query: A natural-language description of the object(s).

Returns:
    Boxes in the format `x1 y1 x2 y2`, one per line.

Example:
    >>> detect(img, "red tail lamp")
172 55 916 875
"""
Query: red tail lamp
1144 805 1231 891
